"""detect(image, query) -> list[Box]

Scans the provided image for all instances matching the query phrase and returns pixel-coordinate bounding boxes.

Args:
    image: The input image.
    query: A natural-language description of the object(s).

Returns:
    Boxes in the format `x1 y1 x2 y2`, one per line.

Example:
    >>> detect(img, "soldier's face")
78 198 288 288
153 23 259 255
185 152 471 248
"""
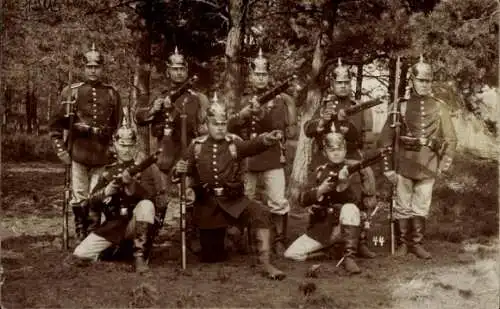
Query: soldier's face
324 146 346 164
251 71 269 90
332 80 351 97
168 66 188 84
114 143 137 162
85 64 103 81
413 78 432 96
207 119 227 140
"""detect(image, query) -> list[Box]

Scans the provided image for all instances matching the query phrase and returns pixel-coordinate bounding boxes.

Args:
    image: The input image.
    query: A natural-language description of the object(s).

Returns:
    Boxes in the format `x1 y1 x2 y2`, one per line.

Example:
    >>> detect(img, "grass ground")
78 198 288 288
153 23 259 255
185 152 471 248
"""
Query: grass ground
1 152 498 308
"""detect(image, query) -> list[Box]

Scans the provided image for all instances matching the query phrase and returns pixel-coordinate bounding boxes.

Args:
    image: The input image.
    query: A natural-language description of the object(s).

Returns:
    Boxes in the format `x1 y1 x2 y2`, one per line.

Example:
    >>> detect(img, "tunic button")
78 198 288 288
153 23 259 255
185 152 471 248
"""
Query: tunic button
213 168 218 172
212 161 216 165
214 175 218 179
93 115 97 119
92 88 96 91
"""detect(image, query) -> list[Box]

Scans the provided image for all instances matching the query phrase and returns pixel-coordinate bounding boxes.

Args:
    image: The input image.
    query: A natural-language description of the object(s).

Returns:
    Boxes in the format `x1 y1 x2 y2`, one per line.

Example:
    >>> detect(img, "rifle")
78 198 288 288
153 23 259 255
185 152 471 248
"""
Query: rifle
179 96 188 270
256 74 297 105
86 149 162 210
62 53 74 250
161 75 199 108
389 56 402 255
324 147 392 184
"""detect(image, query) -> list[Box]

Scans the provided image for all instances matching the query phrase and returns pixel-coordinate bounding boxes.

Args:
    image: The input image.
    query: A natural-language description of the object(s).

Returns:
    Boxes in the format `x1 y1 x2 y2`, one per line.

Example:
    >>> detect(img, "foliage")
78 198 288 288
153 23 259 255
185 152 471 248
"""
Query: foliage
2 133 58 162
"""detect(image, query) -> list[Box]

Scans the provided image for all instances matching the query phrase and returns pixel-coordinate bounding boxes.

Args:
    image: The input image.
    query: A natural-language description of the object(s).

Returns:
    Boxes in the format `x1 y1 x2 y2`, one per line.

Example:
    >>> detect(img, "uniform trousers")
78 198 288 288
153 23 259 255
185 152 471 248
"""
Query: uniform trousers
73 200 155 260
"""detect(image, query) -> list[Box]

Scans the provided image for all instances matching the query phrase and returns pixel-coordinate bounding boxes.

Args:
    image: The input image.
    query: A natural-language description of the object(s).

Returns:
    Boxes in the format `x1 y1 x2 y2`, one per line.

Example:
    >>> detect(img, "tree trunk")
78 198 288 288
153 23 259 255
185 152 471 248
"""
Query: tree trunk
133 1 153 155
287 36 326 207
223 0 248 115
287 1 338 208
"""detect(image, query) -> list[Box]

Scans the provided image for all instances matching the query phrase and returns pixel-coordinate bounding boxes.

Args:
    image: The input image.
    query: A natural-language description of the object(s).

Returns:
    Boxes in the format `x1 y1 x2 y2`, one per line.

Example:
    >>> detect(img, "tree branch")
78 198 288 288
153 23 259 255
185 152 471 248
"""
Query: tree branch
85 0 139 15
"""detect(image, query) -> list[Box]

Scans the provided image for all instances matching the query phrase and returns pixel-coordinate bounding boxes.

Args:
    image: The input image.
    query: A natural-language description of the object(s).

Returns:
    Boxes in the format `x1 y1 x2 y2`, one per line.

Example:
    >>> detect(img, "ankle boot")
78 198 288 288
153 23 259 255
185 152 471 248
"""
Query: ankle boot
255 228 286 280
341 225 361 274
357 230 376 258
409 216 432 259
271 214 288 256
395 218 410 256
134 221 153 273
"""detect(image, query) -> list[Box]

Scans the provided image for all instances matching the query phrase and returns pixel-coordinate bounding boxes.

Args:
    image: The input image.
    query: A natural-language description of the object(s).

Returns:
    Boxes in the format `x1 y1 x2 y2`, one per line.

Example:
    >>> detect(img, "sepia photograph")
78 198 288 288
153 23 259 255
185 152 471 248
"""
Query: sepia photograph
1 0 498 308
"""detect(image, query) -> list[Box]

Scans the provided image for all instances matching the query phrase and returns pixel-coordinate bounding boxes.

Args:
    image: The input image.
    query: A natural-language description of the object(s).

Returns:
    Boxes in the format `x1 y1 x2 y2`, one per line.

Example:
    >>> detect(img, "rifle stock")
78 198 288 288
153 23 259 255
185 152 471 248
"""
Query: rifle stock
390 56 402 255
179 97 188 270
62 53 74 251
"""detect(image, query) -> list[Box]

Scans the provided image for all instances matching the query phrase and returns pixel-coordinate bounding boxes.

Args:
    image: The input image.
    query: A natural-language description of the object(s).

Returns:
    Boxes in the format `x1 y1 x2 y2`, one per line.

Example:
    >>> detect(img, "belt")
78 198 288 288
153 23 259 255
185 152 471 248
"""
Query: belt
204 186 225 197
400 136 437 147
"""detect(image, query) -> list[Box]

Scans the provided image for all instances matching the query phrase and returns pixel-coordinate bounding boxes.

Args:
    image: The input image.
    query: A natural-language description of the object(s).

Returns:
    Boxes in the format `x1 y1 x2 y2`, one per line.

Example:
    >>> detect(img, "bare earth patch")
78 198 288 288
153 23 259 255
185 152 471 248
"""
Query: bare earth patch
1 157 498 308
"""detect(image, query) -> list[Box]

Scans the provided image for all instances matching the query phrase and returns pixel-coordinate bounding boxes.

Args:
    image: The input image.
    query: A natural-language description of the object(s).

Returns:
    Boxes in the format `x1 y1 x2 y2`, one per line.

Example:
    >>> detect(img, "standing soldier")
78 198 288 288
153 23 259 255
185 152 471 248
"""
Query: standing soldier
304 59 377 259
228 49 297 256
378 56 457 259
135 47 209 237
49 43 121 244
174 94 286 279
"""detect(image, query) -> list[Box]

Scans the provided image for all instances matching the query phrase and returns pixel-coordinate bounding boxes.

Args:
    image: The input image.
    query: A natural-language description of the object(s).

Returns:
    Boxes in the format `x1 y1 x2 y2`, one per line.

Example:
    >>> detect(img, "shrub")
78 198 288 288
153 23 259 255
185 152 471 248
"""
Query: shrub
2 133 58 162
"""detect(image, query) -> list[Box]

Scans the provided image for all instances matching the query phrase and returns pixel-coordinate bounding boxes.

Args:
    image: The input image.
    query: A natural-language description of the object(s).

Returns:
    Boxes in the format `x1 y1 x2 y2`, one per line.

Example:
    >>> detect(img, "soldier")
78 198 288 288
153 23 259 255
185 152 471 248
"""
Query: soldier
284 132 374 274
304 58 377 259
49 43 121 243
135 47 209 238
378 56 457 259
228 48 297 255
72 124 168 273
174 93 286 280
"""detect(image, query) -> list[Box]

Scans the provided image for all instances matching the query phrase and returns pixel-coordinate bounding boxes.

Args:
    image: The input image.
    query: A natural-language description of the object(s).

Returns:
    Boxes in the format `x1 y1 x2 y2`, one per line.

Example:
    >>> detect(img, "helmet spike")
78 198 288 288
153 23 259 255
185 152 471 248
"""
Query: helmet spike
175 46 179 55
337 57 342 67
212 91 218 104
419 54 424 63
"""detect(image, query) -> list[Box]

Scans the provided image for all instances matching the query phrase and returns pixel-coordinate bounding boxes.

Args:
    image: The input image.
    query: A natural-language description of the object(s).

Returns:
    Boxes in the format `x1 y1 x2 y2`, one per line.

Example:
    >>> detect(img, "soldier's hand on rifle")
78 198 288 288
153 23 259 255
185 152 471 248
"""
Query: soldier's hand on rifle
336 165 350 192
263 130 283 145
104 179 121 196
175 159 189 174
320 104 336 123
317 177 336 196
337 108 347 121
151 97 164 113
383 170 398 185
57 150 71 165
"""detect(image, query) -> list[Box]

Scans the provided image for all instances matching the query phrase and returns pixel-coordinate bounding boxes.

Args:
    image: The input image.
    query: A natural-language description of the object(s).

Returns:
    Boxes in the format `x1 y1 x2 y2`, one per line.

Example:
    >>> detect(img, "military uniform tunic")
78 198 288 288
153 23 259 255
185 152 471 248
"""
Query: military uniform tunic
180 134 272 229
300 161 360 244
378 93 457 180
49 81 121 166
135 88 209 172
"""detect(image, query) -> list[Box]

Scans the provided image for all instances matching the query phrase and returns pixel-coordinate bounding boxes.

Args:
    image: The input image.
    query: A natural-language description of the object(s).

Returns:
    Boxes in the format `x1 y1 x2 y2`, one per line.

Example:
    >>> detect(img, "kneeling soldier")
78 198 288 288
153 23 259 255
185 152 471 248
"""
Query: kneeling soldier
72 125 167 273
284 132 378 274
174 93 286 280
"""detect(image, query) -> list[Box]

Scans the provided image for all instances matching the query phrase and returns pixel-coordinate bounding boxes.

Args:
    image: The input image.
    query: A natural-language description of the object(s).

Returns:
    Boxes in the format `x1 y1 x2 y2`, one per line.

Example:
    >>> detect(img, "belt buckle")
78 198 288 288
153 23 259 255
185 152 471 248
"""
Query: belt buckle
250 133 258 139
120 207 128 216
419 137 427 145
213 187 224 196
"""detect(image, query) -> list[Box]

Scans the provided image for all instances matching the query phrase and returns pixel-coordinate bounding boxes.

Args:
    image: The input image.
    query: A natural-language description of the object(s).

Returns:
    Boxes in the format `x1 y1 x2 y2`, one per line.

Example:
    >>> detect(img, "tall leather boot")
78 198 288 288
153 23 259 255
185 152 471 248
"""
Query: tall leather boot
409 216 432 259
358 229 376 258
255 228 286 280
134 221 153 273
395 218 410 256
72 204 88 244
341 225 362 274
271 214 288 256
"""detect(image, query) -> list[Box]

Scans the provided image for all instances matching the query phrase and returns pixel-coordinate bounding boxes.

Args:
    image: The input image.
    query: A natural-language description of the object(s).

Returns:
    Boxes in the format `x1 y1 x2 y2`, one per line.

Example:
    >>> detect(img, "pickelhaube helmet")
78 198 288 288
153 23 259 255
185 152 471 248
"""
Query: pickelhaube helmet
84 43 103 66
252 48 268 73
410 55 433 81
331 58 352 82
206 92 228 122
114 107 137 146
323 132 346 150
168 46 187 68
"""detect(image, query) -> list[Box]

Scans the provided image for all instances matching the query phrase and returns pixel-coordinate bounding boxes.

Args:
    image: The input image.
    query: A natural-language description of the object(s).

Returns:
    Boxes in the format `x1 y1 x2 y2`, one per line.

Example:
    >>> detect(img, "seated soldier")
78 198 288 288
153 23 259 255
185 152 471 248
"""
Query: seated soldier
174 93 286 280
284 132 377 274
71 125 168 273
